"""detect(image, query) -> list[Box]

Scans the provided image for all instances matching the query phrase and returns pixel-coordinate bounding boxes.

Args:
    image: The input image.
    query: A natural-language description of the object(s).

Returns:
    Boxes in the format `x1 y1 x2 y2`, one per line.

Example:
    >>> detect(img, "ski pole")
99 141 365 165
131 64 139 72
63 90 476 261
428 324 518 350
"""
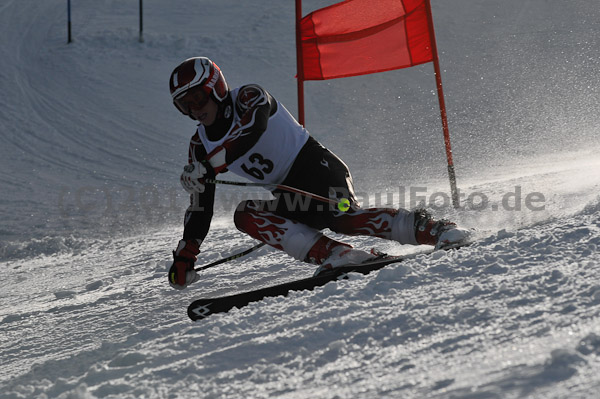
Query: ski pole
195 242 266 272
203 178 348 209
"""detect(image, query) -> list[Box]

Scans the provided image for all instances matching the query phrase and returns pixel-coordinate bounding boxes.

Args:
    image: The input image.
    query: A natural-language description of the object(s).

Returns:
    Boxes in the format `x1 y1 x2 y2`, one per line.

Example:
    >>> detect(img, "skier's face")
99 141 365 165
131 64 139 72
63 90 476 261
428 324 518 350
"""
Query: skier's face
190 96 218 126
174 87 218 126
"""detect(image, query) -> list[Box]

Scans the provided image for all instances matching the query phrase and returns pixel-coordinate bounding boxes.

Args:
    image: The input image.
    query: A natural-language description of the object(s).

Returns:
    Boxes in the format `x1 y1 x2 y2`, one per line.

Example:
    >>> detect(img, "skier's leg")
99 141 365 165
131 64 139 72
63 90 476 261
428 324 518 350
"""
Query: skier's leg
234 199 321 261
329 206 470 247
328 207 417 243
233 200 374 266
274 140 462 247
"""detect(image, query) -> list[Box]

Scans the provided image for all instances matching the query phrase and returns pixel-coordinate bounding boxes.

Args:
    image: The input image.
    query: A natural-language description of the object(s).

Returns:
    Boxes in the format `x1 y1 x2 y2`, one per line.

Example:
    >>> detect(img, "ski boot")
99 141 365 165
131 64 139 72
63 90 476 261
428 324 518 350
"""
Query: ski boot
413 209 471 249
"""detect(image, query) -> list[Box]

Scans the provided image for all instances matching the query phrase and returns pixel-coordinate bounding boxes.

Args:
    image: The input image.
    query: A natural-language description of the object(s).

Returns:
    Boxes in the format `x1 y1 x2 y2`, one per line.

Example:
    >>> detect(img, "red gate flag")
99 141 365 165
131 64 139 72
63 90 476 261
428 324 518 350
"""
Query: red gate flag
299 0 434 81
295 0 460 207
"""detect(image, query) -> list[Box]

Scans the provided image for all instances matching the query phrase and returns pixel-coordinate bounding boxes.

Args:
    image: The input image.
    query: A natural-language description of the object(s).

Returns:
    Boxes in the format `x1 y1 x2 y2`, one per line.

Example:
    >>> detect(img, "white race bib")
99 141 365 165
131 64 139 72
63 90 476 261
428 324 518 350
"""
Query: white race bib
198 88 309 184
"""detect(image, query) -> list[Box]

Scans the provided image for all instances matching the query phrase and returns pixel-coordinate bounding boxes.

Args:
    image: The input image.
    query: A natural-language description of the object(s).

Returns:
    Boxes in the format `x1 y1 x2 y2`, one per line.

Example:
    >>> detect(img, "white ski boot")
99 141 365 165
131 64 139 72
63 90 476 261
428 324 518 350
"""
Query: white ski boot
413 209 471 249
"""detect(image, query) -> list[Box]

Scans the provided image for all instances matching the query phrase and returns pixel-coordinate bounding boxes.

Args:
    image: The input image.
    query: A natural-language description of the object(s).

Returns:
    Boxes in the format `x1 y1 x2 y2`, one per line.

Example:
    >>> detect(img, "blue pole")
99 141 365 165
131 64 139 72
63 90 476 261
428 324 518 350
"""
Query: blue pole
67 0 72 43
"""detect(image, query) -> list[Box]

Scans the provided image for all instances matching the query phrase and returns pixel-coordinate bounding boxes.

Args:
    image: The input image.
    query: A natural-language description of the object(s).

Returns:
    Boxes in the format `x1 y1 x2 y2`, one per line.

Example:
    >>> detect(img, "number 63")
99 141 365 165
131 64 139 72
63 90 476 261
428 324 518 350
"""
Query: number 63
241 153 274 180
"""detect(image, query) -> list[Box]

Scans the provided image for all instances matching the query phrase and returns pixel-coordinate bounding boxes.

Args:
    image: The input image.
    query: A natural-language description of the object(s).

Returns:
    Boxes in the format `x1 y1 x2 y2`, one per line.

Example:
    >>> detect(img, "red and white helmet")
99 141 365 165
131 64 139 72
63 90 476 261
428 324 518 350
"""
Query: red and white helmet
169 57 229 116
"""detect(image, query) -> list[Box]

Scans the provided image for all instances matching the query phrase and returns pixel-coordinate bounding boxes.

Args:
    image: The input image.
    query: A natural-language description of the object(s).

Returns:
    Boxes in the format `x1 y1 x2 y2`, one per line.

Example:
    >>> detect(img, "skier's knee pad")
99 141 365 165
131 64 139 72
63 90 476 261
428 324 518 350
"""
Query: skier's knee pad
233 200 278 232
233 200 253 233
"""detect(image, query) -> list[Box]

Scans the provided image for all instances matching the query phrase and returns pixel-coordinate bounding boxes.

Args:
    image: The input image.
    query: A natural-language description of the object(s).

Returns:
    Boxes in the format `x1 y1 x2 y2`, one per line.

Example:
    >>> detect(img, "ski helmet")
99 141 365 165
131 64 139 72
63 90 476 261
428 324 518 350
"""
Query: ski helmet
169 57 229 118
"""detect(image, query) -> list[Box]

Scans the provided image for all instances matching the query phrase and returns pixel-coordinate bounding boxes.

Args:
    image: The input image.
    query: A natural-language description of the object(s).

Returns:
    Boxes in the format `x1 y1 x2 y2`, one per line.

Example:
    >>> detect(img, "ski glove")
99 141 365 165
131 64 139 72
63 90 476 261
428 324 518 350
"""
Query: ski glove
180 161 207 194
168 239 201 290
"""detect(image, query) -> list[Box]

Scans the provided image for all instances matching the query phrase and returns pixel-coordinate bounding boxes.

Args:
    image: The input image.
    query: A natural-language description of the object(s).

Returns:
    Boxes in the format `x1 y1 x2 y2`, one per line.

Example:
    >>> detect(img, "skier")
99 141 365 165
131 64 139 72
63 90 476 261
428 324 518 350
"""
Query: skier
168 57 469 290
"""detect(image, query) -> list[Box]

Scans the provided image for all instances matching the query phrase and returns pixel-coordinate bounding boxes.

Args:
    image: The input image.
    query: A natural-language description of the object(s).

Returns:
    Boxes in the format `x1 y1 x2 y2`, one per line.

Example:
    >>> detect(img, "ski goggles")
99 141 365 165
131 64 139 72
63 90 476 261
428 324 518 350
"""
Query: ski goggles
173 86 209 115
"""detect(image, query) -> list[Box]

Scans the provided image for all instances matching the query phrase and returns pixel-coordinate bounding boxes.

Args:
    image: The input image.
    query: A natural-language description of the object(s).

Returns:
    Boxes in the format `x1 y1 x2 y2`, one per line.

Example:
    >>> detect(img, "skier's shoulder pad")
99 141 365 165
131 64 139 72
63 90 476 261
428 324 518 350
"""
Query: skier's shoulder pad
235 84 273 115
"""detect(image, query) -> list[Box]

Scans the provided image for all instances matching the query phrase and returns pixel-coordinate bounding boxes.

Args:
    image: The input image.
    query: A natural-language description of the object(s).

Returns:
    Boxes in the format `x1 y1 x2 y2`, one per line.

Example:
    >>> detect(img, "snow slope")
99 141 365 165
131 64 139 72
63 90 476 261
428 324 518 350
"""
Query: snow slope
1 0 600 398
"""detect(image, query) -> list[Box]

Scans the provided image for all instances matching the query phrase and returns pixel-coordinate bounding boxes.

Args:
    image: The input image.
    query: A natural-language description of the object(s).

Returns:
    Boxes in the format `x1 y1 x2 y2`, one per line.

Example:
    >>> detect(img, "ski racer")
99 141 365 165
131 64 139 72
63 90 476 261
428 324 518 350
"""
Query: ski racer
168 57 469 290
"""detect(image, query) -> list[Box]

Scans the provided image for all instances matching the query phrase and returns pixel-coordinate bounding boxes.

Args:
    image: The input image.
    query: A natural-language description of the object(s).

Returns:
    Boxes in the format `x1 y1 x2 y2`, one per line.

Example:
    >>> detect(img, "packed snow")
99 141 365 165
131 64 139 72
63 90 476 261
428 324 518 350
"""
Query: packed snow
1 0 600 398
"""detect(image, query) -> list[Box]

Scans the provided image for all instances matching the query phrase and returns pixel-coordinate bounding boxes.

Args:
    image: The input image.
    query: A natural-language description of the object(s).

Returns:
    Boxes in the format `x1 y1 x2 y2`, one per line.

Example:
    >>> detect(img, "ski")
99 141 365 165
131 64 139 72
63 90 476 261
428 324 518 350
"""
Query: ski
187 241 470 321
187 255 404 320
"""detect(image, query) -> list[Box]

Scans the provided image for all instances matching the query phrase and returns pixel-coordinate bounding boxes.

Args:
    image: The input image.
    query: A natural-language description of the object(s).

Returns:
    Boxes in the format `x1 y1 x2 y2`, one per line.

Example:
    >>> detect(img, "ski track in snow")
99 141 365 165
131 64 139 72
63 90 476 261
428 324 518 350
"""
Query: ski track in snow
2 0 600 398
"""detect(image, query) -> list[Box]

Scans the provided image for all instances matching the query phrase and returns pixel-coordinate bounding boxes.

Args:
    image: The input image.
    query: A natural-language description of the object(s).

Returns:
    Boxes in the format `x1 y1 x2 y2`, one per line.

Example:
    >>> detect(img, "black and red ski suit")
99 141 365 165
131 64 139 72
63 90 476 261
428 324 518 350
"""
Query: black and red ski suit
181 84 418 264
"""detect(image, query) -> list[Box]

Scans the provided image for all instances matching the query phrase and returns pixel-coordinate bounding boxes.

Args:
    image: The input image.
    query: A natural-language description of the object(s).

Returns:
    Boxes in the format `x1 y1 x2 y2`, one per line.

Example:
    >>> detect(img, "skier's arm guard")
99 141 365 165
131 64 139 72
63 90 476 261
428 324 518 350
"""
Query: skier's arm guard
182 138 217 243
